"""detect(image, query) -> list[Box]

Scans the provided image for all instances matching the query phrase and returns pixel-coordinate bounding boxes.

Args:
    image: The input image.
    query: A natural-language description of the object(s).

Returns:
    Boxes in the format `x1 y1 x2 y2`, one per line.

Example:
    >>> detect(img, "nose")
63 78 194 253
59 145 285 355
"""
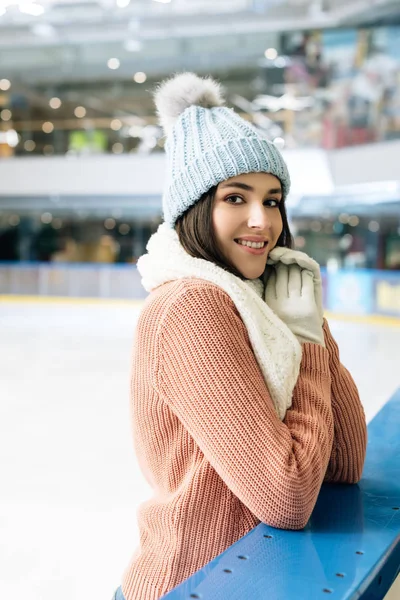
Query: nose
247 202 272 230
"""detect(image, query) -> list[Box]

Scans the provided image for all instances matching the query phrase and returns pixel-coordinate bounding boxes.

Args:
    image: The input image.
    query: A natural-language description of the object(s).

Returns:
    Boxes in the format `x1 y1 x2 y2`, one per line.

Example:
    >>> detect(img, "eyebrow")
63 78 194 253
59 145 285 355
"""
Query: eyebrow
219 182 282 195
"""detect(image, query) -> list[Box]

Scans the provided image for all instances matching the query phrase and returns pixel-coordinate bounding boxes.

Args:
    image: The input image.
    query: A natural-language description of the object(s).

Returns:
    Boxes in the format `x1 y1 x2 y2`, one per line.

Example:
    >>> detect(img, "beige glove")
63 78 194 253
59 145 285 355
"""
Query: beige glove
264 263 325 347
267 247 324 324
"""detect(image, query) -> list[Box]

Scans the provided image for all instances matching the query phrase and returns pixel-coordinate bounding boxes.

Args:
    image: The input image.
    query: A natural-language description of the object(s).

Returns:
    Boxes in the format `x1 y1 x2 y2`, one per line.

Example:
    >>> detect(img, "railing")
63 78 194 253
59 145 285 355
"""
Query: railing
162 389 400 599
0 262 147 300
0 264 399 319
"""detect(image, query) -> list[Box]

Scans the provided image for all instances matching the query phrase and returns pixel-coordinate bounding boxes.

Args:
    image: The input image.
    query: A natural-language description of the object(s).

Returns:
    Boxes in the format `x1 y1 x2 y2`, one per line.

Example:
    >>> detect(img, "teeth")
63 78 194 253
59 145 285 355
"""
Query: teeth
237 239 266 249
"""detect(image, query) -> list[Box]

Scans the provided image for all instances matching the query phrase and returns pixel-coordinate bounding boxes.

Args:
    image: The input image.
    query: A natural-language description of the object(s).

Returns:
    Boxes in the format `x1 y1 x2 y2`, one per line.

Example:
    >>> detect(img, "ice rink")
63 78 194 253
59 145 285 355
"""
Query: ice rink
1 299 400 600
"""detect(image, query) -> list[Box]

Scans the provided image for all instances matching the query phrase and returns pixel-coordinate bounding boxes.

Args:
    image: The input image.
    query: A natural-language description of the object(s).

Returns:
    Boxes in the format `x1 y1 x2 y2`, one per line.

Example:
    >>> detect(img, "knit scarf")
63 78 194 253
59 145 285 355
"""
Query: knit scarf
137 223 302 421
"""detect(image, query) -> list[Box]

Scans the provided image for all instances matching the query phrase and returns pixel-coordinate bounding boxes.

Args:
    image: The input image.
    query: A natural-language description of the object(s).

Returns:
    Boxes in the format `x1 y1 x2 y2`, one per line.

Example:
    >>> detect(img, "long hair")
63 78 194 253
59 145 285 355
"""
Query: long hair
175 185 294 281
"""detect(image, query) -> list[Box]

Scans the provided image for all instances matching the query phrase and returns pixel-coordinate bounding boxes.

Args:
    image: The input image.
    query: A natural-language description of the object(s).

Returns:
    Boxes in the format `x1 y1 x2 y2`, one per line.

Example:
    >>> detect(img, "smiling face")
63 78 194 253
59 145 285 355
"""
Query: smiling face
212 172 283 280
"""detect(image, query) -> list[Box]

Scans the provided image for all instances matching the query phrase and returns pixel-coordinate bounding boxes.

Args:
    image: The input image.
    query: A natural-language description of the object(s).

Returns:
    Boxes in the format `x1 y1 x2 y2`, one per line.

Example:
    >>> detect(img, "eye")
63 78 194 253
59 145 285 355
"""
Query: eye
264 199 280 207
225 195 244 204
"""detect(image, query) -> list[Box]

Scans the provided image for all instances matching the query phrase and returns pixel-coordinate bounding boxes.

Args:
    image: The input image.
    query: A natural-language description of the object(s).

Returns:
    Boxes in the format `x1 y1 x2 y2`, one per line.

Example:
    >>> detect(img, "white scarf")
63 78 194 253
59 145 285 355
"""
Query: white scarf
137 223 302 420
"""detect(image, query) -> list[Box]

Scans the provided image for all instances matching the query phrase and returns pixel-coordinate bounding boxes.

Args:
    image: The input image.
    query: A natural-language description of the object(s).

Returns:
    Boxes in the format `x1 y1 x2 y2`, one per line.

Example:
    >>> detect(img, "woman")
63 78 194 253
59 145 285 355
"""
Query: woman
112 73 367 600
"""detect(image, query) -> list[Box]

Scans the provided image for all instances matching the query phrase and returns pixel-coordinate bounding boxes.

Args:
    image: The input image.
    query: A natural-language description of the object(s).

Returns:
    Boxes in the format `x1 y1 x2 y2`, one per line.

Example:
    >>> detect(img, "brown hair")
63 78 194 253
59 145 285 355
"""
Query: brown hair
175 184 293 281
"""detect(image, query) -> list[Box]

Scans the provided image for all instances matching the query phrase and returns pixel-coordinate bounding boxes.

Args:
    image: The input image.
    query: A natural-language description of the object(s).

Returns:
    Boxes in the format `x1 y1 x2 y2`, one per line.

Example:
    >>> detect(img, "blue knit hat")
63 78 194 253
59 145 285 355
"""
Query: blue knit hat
154 72 291 228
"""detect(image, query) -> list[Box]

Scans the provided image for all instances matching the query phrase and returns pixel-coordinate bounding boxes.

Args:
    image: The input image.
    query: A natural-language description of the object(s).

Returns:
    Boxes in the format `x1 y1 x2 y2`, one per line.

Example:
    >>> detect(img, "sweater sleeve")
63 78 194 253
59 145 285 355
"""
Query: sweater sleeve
154 283 334 530
322 318 367 484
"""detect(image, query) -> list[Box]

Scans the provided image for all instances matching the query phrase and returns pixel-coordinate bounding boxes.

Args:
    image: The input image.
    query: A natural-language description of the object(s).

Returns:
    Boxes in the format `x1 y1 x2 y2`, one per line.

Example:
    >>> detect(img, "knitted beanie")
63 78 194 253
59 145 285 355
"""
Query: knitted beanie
154 72 291 228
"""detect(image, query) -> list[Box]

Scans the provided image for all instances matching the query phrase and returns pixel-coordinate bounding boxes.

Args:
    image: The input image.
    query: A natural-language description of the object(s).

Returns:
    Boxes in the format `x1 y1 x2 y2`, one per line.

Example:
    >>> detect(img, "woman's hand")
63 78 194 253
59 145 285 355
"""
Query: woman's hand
267 247 324 324
265 263 325 347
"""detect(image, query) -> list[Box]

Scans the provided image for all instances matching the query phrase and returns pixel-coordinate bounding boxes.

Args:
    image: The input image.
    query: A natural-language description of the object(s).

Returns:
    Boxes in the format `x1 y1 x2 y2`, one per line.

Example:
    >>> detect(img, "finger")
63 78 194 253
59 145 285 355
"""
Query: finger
263 265 275 283
275 264 289 298
265 269 277 300
267 247 286 265
301 270 315 300
288 264 301 297
272 251 294 267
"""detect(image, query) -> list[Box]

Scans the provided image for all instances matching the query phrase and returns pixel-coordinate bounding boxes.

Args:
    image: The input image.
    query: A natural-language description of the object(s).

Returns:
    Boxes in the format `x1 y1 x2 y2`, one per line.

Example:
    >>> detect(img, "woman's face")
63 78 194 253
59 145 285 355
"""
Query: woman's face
212 172 283 280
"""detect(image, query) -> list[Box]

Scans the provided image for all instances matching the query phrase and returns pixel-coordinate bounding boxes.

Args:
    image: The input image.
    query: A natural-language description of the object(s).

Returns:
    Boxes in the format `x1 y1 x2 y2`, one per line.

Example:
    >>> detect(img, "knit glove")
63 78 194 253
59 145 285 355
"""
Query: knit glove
266 247 324 324
264 263 325 347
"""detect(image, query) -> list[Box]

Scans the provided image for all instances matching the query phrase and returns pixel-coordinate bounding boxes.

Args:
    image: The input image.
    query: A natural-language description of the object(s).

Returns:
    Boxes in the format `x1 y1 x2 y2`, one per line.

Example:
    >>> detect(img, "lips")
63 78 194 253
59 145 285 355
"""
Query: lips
234 239 268 255
235 237 268 243
235 239 268 248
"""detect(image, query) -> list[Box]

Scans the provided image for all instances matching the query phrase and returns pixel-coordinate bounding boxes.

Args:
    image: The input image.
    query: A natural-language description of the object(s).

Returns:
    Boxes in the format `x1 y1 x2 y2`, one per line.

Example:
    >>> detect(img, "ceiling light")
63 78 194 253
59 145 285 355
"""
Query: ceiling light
348 216 359 227
133 71 147 83
295 236 306 249
152 0 171 3
52 218 63 229
74 106 86 118
6 129 19 148
128 125 142 137
368 221 380 232
116 0 131 6
9 215 20 226
49 97 61 109
146 136 157 149
119 224 130 234
112 142 124 154
24 140 36 151
264 48 278 60
42 121 54 133
107 58 120 70
110 119 122 131
19 2 45 16
0 79 11 91
0 7 6 16
104 218 116 230
274 57 287 68
41 212 53 224
1 109 12 121
311 221 322 232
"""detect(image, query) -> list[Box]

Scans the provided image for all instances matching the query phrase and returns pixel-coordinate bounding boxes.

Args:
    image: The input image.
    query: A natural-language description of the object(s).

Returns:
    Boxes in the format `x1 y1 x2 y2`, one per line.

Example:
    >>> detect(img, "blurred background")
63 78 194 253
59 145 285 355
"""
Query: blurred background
0 0 399 315
1 2 400 599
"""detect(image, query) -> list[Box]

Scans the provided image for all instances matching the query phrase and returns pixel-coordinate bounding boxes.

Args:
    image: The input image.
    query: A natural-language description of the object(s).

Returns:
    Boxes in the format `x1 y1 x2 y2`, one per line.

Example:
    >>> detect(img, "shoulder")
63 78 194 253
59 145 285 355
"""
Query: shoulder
138 278 249 347
142 278 239 323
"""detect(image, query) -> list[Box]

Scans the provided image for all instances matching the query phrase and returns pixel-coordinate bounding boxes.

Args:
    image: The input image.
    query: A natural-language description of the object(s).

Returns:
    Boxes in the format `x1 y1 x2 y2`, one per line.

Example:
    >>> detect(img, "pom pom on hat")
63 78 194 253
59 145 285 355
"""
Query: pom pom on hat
154 72 225 136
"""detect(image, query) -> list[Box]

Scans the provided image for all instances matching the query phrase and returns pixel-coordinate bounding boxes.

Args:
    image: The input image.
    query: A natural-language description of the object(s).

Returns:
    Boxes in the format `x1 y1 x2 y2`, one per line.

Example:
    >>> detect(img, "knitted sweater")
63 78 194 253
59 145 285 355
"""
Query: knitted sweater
121 278 367 600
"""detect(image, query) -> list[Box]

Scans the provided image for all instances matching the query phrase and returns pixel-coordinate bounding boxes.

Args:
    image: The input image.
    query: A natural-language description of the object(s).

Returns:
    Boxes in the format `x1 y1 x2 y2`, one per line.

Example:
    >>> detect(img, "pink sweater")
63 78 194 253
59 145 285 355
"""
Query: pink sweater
121 278 367 600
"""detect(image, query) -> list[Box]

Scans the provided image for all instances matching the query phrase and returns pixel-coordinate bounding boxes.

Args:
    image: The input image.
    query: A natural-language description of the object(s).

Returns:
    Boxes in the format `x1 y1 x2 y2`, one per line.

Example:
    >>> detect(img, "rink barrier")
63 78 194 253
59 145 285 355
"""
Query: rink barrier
161 388 400 600
0 263 399 319
1 294 399 328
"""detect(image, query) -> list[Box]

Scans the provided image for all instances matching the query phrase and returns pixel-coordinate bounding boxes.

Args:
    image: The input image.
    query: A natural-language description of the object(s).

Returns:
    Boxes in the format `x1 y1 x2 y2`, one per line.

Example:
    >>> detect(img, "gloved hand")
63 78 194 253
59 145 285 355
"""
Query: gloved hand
267 247 324 324
264 263 325 347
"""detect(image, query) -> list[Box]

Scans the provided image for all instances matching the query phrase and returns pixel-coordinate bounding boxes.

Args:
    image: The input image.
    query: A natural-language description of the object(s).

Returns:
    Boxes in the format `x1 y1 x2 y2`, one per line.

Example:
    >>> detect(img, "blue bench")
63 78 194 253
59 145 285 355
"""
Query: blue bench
162 388 400 600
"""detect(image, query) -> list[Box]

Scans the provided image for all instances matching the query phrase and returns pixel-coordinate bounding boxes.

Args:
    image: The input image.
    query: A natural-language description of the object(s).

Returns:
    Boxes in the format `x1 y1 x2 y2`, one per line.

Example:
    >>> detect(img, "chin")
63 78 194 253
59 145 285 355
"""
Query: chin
239 267 266 280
